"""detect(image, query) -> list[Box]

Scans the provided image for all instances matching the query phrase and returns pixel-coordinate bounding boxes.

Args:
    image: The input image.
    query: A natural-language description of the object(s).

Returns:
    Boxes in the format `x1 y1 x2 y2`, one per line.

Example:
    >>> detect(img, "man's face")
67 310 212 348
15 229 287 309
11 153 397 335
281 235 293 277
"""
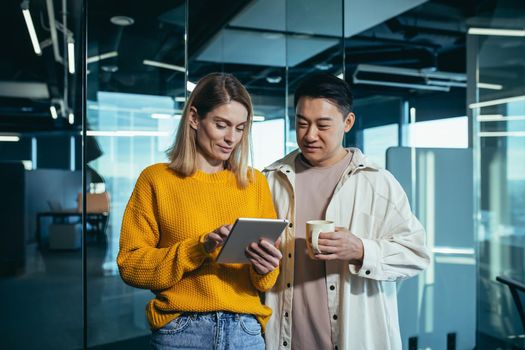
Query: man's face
295 97 354 167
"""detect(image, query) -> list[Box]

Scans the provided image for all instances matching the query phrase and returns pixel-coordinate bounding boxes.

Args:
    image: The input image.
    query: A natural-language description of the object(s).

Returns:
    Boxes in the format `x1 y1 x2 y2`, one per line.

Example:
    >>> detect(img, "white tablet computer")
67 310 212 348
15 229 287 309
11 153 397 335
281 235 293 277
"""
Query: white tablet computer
216 218 289 264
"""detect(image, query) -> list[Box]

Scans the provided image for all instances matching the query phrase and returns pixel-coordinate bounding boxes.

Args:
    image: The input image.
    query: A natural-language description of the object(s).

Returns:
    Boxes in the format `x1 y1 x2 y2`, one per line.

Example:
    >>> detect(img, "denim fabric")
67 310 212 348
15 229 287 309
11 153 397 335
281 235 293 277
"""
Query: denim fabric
150 312 264 350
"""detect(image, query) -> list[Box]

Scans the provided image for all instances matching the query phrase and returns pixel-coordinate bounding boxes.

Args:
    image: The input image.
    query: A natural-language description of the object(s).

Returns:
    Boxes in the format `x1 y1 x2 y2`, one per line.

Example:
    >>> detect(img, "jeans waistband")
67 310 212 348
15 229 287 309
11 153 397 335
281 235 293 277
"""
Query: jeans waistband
182 312 253 322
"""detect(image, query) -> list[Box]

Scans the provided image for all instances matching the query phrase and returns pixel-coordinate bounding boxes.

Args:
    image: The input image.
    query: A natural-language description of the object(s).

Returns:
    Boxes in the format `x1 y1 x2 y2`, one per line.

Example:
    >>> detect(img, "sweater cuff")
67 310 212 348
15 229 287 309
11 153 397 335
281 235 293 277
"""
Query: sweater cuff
250 265 279 292
348 237 380 279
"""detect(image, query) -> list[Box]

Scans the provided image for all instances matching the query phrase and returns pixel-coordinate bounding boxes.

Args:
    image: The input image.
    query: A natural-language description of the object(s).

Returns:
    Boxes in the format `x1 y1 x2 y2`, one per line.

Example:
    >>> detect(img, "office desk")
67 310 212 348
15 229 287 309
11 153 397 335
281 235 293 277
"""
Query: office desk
36 211 108 248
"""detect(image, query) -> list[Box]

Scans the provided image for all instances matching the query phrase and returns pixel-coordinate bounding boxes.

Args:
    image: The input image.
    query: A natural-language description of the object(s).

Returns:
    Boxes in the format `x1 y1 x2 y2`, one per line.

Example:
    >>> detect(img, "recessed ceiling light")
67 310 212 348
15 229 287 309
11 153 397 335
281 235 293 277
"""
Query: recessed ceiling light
266 76 282 84
101 65 118 73
110 16 135 26
315 62 333 70
262 33 284 40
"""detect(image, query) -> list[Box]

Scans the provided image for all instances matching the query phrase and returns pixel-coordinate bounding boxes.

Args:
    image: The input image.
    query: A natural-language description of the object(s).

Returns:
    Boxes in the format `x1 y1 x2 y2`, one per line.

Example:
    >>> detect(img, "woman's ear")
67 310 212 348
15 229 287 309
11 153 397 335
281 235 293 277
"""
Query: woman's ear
189 107 199 130
344 112 355 133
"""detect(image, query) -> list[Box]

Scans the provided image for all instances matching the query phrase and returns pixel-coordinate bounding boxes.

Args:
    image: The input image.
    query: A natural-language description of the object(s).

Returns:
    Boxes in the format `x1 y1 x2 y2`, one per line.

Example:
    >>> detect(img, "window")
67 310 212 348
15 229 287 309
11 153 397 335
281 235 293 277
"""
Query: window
251 118 285 170
362 123 399 168
407 116 468 148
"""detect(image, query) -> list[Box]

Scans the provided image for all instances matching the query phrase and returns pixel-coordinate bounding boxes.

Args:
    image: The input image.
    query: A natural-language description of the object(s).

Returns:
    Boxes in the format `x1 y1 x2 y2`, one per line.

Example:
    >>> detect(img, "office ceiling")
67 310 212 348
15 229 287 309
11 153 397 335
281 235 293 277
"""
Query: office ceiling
0 0 522 133
198 0 427 67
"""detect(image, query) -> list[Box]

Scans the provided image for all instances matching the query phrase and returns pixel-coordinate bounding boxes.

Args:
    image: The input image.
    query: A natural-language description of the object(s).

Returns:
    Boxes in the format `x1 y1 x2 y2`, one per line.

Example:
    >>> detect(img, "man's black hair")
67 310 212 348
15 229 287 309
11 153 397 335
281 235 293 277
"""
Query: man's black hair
294 73 353 117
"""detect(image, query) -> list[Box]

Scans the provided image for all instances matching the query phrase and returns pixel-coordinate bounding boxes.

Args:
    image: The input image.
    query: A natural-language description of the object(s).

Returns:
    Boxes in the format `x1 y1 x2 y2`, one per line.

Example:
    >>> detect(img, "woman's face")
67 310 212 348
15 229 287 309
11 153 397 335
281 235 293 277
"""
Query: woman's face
190 100 249 165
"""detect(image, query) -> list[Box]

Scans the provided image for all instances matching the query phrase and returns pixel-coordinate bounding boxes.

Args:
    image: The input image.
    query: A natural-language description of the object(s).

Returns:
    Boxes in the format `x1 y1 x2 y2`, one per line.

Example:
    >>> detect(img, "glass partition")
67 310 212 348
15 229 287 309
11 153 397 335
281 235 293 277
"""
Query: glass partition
345 0 477 348
188 0 288 170
285 0 345 153
470 4 525 347
0 0 83 348
85 1 186 347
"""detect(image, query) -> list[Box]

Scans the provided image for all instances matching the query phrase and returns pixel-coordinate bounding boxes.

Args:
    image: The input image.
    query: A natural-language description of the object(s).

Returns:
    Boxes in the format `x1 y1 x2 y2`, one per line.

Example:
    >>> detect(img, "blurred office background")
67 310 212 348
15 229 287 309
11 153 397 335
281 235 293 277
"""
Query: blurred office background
0 0 524 349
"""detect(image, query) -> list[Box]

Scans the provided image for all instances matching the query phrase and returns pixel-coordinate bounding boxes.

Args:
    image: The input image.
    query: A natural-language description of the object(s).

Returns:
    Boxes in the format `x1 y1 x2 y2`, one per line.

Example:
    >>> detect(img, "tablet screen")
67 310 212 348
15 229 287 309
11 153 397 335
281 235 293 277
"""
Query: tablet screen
216 217 288 264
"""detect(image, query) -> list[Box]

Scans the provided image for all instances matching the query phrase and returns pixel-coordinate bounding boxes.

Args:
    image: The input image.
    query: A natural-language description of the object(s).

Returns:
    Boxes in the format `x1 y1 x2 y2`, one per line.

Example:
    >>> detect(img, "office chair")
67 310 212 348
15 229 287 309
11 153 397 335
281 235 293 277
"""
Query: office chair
496 275 525 334
76 192 110 243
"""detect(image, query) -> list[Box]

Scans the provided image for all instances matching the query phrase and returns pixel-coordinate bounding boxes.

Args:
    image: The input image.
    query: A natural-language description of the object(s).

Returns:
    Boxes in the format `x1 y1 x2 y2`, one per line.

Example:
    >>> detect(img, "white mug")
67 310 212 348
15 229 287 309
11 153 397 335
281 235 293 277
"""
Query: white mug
306 220 335 258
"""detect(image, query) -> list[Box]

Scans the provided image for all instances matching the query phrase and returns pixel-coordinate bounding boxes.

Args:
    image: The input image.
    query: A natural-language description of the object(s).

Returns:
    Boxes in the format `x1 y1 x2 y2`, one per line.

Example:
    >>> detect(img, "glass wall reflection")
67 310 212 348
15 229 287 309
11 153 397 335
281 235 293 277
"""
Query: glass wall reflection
470 2 525 347
188 0 288 170
0 0 83 348
285 0 345 153
85 1 186 347
345 1 477 348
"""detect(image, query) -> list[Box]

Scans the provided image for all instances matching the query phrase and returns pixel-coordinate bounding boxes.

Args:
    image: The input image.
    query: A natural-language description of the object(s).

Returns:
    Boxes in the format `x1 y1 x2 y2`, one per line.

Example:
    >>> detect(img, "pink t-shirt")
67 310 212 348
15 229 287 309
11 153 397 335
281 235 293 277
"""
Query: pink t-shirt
292 150 353 350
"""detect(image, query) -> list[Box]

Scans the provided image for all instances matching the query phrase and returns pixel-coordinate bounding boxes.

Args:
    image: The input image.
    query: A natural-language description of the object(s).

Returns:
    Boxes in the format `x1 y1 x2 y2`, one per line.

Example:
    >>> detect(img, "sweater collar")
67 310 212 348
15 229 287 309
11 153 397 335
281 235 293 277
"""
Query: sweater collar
191 168 233 183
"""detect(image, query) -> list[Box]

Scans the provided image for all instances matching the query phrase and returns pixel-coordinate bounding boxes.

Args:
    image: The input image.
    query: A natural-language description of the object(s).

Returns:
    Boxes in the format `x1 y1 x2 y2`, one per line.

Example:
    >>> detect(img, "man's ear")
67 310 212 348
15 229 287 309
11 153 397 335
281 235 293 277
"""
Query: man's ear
188 107 199 130
344 112 355 133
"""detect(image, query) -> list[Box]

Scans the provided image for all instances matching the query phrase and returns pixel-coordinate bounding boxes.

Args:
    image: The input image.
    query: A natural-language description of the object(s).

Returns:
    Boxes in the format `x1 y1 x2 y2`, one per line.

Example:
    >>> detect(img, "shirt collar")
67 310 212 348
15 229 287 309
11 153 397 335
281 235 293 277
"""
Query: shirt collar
264 147 380 174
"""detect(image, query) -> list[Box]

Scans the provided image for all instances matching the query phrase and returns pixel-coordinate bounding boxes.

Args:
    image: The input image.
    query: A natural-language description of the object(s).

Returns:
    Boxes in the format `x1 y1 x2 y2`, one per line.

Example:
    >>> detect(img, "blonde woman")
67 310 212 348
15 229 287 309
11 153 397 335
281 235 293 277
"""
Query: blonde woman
117 73 282 349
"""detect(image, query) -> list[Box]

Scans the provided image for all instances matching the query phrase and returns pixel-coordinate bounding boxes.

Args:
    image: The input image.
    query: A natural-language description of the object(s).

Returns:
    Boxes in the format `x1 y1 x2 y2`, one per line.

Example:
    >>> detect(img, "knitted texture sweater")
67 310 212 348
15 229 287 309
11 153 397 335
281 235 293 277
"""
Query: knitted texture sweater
117 163 279 331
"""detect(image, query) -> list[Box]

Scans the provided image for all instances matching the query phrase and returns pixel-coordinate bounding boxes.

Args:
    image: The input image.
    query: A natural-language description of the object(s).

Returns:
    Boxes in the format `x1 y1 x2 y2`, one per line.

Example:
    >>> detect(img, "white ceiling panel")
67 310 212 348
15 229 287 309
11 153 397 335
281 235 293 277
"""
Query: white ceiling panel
196 0 427 67
344 0 428 37
230 0 427 37
197 29 338 67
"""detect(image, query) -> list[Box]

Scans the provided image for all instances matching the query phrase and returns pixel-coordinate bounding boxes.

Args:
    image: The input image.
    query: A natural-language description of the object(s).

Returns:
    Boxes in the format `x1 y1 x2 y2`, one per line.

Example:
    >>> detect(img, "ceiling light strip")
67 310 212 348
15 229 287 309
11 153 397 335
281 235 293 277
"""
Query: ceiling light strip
469 95 525 109
0 136 20 142
151 113 182 120
85 130 170 137
432 247 475 255
354 78 450 92
88 104 180 114
67 39 75 74
477 115 525 122
143 60 185 72
50 106 58 119
87 51 118 64
479 131 525 137
468 27 525 37
21 7 42 55
357 64 466 81
427 80 466 88
478 82 503 90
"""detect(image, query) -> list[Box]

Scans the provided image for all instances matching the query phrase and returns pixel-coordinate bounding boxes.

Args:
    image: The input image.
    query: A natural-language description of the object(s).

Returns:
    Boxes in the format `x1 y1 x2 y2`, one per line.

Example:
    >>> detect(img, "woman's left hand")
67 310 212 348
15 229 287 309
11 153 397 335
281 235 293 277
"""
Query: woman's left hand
245 238 282 275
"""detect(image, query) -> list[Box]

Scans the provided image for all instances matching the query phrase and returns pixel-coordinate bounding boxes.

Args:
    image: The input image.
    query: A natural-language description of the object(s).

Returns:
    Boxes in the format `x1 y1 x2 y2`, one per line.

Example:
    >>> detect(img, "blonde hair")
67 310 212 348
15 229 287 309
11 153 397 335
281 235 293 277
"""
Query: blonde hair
167 73 254 188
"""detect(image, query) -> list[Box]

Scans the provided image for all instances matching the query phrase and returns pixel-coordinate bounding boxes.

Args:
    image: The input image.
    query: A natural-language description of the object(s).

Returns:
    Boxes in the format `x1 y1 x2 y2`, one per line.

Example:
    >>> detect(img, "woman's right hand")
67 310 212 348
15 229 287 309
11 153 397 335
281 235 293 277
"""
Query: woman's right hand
203 224 232 253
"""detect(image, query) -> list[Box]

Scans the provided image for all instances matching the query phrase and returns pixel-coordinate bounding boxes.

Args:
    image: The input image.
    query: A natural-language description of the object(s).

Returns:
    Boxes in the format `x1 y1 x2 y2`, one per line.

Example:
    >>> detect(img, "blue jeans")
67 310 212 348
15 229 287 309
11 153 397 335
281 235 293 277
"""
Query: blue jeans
150 312 265 350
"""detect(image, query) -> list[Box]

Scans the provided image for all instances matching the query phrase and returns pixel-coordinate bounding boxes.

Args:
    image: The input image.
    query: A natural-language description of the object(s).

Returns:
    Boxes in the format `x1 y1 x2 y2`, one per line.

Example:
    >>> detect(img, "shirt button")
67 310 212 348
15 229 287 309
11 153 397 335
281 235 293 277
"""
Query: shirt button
335 346 339 350
283 341 288 346
285 312 289 317
287 283 291 288
365 270 371 275
333 314 338 320
289 222 293 228
288 253 292 258
330 285 335 291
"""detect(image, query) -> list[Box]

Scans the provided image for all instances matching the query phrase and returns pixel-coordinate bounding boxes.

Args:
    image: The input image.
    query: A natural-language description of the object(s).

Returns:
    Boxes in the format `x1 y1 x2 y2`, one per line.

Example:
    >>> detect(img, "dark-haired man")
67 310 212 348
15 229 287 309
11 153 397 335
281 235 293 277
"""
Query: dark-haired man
263 73 430 350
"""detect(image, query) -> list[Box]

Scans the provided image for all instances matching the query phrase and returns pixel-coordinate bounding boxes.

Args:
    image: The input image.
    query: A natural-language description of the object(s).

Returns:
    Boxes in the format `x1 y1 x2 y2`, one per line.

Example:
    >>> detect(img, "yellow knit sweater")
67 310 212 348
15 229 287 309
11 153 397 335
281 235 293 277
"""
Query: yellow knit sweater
117 163 279 331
